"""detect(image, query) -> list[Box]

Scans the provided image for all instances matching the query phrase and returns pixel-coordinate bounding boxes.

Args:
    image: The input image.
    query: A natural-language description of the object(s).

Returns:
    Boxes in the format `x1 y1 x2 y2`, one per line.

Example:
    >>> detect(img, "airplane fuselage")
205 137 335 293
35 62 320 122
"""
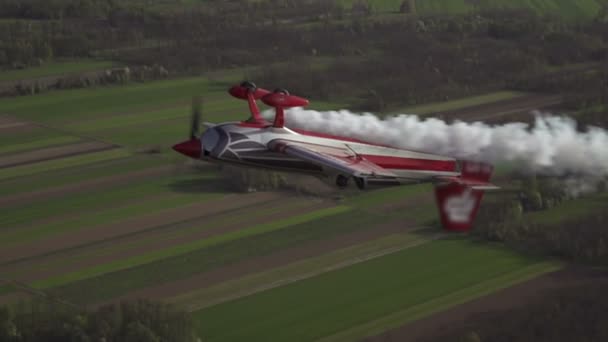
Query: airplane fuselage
194 122 461 186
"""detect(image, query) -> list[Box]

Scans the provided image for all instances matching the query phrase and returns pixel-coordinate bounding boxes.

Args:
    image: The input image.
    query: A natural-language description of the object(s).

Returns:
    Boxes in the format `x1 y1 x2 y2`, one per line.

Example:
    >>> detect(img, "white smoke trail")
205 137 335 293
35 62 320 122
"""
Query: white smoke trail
263 108 608 177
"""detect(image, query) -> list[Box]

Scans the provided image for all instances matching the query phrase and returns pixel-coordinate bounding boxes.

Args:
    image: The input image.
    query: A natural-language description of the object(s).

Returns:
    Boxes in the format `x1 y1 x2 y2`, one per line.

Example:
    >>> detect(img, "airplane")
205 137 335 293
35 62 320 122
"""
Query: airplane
173 81 498 232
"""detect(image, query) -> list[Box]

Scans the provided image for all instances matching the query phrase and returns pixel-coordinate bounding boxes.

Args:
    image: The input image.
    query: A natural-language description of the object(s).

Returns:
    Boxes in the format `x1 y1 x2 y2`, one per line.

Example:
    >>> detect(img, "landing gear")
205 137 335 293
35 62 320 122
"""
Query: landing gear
354 177 366 190
336 174 349 189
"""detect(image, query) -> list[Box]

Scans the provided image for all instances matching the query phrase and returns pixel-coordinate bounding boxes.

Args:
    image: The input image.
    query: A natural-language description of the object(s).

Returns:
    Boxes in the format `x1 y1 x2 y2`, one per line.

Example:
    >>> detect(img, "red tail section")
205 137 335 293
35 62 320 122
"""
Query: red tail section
435 161 496 232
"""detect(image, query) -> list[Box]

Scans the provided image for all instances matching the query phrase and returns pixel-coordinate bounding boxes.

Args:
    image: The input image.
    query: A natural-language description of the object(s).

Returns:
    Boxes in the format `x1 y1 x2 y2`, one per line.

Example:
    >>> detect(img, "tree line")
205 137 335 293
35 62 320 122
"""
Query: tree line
0 298 198 341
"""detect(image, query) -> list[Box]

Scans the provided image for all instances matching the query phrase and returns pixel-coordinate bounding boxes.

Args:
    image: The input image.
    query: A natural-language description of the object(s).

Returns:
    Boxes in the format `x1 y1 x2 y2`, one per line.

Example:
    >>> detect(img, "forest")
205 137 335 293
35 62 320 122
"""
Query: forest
1 0 608 114
0 299 198 341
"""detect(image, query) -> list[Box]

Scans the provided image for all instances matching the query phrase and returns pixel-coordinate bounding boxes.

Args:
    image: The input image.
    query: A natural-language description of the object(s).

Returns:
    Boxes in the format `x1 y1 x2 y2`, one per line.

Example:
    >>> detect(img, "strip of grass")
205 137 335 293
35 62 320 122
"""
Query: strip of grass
0 60 115 82
0 155 167 195
35 206 351 291
192 238 550 342
0 148 131 181
526 192 608 225
0 77 219 123
0 135 81 155
347 183 431 207
0 124 61 146
413 0 602 18
42 207 397 305
397 91 526 116
0 284 16 296
320 261 561 342
170 230 432 310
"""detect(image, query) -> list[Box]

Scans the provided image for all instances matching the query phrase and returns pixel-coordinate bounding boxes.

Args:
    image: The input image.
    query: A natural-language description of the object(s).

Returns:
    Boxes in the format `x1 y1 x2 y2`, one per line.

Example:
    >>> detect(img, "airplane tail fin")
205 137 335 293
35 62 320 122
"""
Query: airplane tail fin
435 161 497 232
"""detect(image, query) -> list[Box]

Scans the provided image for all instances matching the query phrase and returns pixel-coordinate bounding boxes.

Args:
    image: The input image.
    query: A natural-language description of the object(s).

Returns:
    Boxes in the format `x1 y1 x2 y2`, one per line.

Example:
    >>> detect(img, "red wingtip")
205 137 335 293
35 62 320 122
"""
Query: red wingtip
172 139 202 159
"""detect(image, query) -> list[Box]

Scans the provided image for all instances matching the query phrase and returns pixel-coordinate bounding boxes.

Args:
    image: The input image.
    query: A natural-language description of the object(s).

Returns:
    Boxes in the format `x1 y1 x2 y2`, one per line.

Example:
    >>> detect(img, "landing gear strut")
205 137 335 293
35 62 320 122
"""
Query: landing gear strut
354 177 366 190
336 175 349 189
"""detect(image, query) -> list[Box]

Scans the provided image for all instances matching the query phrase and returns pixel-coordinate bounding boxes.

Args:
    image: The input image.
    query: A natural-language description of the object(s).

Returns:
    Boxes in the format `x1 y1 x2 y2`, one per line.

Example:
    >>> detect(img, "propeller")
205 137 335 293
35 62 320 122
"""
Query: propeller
190 95 202 139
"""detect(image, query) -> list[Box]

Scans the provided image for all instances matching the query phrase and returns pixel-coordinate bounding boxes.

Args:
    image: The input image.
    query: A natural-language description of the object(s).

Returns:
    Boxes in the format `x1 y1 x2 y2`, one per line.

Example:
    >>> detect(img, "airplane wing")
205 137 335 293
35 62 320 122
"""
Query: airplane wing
268 139 397 178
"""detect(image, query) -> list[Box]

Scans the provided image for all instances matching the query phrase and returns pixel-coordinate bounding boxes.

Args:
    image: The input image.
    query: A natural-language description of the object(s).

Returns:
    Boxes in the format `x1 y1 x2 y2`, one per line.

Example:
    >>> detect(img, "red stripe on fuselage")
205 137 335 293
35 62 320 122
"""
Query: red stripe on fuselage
361 154 457 172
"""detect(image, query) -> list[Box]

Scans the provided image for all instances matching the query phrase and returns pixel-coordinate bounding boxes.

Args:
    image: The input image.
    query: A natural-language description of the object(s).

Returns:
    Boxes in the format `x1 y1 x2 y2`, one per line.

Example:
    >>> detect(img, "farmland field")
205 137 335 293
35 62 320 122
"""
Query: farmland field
337 0 605 18
0 60 116 82
0 73 577 340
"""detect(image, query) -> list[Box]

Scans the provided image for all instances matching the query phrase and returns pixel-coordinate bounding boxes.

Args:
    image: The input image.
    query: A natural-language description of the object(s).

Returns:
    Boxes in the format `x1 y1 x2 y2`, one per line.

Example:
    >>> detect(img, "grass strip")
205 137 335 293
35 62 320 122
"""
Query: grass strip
0 135 81 155
526 192 608 225
0 155 167 195
398 91 526 115
34 206 351 290
0 148 130 181
0 60 115 82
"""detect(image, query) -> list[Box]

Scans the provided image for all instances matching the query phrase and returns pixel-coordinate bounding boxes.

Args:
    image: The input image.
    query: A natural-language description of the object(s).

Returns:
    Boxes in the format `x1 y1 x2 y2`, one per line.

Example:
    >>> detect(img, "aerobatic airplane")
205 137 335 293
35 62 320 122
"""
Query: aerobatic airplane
173 81 498 231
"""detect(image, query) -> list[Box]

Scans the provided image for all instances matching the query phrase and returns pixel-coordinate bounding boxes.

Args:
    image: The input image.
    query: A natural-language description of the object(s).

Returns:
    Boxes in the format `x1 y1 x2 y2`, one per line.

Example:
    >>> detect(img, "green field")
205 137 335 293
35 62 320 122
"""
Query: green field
0 135 82 155
193 238 560 342
0 154 167 195
398 91 525 116
0 148 131 181
526 191 608 225
0 60 116 82
336 0 604 18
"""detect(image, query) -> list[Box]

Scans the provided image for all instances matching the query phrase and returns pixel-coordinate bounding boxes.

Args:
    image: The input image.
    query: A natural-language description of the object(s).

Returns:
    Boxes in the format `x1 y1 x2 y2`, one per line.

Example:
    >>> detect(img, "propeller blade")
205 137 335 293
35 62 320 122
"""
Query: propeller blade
190 96 202 139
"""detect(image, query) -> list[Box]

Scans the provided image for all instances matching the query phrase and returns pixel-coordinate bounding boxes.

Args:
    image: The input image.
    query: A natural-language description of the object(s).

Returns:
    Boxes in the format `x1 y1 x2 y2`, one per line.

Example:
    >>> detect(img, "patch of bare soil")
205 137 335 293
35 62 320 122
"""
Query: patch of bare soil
0 165 174 208
0 192 285 265
10 197 326 282
436 94 563 124
0 141 116 168
364 265 608 342
107 219 418 305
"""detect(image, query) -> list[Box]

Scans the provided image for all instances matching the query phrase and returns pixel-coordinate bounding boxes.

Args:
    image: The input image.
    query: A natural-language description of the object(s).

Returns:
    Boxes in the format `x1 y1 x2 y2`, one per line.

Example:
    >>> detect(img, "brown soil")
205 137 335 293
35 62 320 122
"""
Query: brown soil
435 94 562 124
107 219 417 305
0 165 174 208
0 141 116 168
10 197 326 282
364 266 608 342
0 192 285 264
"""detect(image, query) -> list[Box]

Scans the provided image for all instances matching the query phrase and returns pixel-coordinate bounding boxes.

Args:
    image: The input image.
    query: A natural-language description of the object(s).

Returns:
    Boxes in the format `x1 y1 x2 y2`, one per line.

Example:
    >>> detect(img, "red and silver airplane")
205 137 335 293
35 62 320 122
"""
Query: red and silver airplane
173 82 498 231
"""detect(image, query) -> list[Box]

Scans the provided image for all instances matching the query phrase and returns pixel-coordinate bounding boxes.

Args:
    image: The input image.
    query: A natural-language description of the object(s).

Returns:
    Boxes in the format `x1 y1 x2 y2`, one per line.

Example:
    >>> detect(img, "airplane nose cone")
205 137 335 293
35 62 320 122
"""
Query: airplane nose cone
172 139 202 159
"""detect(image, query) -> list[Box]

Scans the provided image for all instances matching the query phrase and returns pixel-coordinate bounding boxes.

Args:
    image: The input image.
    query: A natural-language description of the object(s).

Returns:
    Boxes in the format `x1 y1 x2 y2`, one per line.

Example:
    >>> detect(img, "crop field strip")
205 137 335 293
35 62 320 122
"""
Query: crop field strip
192 238 562 342
0 60 116 83
337 0 604 18
1 195 324 283
0 154 169 197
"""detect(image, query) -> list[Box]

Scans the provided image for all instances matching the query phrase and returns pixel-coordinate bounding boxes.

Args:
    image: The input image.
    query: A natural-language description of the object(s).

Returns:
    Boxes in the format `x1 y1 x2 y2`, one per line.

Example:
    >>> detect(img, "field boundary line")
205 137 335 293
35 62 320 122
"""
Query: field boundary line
184 228 443 312
316 260 563 342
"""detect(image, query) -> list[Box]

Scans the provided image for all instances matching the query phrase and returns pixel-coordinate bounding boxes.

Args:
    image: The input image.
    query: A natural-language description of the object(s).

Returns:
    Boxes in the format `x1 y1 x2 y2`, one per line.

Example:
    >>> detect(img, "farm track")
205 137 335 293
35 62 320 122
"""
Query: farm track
0 141 117 169
103 220 428 306
0 164 174 208
366 266 608 342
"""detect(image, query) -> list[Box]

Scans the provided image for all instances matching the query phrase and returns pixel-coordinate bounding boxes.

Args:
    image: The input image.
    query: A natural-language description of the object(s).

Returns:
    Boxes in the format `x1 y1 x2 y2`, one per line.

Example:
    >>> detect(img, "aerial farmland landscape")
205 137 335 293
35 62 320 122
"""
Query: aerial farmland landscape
1 1 608 341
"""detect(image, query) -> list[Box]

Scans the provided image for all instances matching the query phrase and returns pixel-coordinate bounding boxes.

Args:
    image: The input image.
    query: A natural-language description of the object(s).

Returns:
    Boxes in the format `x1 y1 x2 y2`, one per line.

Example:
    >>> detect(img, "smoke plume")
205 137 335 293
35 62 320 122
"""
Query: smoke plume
264 108 608 178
